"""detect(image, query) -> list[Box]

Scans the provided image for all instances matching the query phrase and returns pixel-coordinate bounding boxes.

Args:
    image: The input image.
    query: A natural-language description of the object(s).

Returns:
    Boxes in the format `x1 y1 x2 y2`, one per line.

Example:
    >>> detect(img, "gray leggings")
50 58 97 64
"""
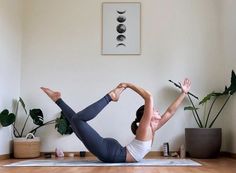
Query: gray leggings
55 94 126 163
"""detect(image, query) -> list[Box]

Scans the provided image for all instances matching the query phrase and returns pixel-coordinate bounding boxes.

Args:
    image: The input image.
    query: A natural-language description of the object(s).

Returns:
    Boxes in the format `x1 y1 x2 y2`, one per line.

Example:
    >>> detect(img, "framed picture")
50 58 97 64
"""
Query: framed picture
102 2 141 55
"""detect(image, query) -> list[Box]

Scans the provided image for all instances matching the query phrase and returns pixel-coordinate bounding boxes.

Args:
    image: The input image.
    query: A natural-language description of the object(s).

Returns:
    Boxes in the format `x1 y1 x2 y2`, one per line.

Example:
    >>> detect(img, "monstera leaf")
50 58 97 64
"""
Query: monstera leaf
0 109 16 127
55 112 73 135
30 109 44 126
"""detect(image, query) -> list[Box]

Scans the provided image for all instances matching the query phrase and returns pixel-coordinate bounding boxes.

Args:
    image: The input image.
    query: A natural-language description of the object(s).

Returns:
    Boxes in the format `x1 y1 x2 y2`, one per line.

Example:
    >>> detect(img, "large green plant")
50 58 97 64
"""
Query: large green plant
0 97 72 137
184 70 236 128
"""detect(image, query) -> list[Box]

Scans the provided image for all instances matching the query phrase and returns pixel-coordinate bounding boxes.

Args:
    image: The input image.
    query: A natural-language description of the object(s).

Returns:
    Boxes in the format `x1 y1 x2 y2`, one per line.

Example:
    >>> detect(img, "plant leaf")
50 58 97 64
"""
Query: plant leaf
30 109 44 126
55 119 67 134
19 97 25 108
19 97 27 114
199 92 221 105
229 70 236 95
0 110 16 127
55 112 73 135
184 106 199 111
0 109 9 116
222 86 229 95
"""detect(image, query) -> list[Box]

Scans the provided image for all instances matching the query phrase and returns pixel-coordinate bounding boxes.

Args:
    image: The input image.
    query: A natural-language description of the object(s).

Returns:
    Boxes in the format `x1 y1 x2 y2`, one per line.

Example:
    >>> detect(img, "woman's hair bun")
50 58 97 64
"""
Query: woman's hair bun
131 105 145 135
131 121 138 135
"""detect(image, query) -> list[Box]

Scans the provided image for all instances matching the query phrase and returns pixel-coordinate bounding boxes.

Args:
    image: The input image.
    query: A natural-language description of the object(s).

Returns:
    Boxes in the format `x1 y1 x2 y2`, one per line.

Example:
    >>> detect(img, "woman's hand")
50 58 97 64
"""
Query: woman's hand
180 78 191 94
118 83 130 89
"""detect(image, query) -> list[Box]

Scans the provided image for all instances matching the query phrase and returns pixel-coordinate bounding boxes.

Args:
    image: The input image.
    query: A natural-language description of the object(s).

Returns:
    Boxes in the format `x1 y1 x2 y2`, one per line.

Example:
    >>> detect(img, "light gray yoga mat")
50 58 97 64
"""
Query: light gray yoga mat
4 159 201 167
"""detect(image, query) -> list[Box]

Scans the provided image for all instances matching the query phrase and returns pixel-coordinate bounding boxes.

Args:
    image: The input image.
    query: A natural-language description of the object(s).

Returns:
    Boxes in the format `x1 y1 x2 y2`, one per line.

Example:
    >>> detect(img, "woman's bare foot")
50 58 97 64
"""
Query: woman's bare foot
109 86 125 102
40 87 61 102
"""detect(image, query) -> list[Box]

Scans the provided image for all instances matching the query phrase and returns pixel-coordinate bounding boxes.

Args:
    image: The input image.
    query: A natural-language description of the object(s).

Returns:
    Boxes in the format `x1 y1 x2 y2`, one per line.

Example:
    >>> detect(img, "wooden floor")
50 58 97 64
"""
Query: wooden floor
0 156 236 173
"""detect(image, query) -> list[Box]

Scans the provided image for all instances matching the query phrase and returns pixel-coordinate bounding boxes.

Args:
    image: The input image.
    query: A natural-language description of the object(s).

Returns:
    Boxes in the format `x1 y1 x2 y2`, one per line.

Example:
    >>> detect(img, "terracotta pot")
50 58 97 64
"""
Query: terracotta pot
185 128 222 158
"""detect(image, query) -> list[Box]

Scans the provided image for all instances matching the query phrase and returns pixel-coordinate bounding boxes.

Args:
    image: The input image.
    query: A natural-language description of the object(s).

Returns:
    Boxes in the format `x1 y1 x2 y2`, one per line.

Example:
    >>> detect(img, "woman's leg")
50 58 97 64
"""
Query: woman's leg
70 118 107 161
40 86 127 162
75 94 111 121
54 98 126 162
74 85 126 122
55 99 76 122
41 85 125 122
41 87 75 121
70 118 126 163
40 87 107 160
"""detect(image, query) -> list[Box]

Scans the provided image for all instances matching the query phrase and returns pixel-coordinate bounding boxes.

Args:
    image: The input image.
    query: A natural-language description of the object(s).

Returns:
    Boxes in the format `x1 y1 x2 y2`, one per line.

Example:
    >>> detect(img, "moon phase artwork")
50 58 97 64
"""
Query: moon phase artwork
102 3 141 55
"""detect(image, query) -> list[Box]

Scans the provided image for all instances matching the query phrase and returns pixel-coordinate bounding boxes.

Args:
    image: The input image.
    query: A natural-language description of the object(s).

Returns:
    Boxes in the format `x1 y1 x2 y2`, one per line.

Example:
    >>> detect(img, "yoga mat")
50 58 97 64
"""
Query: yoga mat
4 159 201 167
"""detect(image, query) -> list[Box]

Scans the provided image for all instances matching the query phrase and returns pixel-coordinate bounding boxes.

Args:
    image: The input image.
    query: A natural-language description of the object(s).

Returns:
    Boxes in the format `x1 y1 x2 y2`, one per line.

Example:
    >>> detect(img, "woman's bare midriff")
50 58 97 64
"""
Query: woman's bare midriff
125 148 136 162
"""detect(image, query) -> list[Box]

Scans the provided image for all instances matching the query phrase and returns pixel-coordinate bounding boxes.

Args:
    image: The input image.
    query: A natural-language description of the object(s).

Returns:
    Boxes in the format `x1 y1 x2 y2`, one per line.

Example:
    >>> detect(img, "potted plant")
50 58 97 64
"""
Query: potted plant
0 97 72 158
185 70 235 158
170 70 236 158
1 98 52 158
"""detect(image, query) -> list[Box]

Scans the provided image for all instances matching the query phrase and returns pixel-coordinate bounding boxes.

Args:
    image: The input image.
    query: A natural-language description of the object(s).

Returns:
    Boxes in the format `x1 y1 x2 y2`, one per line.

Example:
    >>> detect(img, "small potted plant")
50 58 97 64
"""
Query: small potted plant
183 70 235 158
0 98 72 158
0 98 53 158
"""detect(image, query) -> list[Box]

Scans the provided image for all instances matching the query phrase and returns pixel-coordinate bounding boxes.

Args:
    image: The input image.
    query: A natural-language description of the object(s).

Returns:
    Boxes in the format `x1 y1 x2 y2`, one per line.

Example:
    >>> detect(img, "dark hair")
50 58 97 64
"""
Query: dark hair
131 105 144 135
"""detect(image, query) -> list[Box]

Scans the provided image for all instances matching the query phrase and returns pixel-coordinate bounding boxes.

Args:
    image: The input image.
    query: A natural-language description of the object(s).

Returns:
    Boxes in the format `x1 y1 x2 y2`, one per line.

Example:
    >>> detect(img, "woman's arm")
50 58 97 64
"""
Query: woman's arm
120 83 152 100
154 78 191 131
120 83 154 128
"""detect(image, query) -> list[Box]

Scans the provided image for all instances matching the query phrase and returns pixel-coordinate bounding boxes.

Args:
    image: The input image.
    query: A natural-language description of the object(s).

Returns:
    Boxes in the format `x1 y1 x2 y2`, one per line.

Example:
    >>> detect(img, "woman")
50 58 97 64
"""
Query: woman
41 78 191 163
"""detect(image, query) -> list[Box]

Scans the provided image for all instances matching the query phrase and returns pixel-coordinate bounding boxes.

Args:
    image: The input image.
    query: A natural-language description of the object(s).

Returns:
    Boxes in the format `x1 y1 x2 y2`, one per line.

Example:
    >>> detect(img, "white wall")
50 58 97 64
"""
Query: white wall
0 0 22 155
220 0 236 153
21 0 223 152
